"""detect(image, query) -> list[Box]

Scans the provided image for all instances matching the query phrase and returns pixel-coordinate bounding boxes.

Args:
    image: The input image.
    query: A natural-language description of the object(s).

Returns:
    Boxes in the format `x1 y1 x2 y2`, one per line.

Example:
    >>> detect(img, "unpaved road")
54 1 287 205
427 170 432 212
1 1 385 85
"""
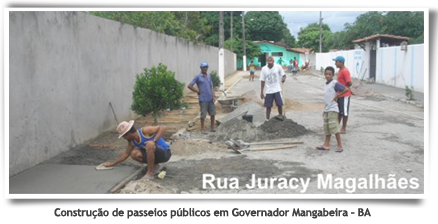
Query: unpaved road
51 71 424 195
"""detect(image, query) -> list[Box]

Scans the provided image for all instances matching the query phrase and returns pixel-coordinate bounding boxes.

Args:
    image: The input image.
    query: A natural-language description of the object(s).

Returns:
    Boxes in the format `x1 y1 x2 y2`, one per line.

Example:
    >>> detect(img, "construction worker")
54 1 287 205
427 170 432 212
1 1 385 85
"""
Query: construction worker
104 120 171 180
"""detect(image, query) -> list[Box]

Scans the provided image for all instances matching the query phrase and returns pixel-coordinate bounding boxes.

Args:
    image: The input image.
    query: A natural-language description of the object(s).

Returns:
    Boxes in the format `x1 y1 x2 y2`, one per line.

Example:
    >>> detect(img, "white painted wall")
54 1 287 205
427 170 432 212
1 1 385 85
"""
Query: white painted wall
9 11 236 176
316 49 366 79
376 44 424 92
316 44 424 93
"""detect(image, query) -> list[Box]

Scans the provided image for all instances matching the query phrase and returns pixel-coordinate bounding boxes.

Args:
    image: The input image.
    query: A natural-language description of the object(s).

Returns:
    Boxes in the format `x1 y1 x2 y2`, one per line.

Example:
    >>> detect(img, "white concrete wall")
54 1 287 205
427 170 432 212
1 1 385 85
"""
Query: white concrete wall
9 11 236 176
225 50 237 77
316 44 424 93
307 53 317 69
316 49 366 79
376 44 424 92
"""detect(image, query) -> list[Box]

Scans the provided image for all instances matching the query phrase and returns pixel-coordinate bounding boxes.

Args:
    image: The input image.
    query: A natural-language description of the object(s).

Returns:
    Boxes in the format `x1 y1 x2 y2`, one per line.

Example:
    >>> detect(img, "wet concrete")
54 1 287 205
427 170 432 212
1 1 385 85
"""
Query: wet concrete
9 164 137 194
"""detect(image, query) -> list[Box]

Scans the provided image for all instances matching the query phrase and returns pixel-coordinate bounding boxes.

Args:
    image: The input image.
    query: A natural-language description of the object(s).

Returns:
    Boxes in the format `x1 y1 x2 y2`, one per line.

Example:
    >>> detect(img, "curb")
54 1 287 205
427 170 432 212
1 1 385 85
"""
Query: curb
109 164 147 194
306 70 424 109
379 94 424 109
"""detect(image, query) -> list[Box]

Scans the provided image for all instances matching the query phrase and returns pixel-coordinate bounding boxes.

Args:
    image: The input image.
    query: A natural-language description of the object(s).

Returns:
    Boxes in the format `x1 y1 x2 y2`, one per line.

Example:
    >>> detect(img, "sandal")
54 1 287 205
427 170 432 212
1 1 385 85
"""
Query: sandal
335 148 344 152
141 175 155 181
316 146 330 150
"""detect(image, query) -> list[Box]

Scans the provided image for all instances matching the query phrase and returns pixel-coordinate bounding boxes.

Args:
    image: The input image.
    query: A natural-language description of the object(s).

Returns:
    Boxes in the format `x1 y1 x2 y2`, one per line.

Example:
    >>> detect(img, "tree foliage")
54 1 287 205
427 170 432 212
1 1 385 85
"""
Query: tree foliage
382 11 424 44
224 37 262 59
200 11 244 47
244 11 291 44
131 63 185 124
89 11 211 43
297 23 332 52
327 11 424 49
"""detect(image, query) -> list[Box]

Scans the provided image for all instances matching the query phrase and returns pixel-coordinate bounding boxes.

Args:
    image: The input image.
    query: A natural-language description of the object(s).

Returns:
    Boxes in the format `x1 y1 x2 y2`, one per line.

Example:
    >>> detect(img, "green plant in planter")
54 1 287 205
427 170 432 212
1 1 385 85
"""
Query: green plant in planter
131 63 185 124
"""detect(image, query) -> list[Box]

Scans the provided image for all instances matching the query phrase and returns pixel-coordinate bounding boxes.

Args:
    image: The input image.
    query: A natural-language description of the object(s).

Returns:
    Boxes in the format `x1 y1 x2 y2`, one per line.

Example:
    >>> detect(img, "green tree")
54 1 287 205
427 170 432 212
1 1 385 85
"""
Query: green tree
224 37 262 59
89 11 211 43
382 11 424 44
337 11 424 48
341 11 385 48
200 11 244 47
245 11 291 43
278 28 297 48
297 23 332 52
325 30 350 50
131 63 185 125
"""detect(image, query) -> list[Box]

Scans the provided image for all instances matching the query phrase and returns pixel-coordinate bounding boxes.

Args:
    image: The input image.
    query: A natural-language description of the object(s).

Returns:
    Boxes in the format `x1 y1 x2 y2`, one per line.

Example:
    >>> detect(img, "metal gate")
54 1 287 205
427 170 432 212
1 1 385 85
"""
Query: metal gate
370 49 377 80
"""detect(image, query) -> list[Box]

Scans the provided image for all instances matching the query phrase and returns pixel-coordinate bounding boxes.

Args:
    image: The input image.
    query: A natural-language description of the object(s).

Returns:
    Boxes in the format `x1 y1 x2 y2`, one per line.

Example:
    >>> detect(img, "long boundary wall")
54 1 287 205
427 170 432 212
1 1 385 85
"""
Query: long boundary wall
315 44 424 93
9 11 236 176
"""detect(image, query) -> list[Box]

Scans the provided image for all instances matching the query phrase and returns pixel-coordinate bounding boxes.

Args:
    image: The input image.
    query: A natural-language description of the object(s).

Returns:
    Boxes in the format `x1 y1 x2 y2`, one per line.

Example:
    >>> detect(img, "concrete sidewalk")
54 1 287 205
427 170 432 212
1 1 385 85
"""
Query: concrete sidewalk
9 164 139 194
7 71 248 196
360 80 424 108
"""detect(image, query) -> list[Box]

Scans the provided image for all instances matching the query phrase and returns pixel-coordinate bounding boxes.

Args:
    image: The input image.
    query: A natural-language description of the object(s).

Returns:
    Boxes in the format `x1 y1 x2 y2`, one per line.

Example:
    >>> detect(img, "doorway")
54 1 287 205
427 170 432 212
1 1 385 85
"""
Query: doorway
370 49 377 80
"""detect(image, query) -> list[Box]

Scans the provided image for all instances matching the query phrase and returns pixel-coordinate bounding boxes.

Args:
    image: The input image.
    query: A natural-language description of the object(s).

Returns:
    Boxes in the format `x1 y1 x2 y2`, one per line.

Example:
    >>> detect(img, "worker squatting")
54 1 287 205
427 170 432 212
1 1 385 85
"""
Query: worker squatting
203 174 420 193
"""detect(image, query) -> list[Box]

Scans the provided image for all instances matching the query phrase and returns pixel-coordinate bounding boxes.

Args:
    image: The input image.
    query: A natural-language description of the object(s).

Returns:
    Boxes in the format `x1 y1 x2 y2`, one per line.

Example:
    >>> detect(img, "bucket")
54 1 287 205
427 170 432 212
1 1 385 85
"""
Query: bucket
242 114 253 123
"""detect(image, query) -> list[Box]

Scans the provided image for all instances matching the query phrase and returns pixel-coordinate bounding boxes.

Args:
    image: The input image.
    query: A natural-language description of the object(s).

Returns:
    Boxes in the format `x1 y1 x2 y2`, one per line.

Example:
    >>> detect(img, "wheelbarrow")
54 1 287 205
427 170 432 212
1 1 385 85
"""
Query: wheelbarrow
217 97 238 112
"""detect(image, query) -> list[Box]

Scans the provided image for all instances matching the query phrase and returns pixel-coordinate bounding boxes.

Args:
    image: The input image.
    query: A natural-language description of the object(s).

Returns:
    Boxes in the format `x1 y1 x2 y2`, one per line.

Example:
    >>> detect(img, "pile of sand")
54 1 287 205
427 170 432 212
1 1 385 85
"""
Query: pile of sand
210 117 308 143
259 117 308 139
170 139 228 156
350 78 382 97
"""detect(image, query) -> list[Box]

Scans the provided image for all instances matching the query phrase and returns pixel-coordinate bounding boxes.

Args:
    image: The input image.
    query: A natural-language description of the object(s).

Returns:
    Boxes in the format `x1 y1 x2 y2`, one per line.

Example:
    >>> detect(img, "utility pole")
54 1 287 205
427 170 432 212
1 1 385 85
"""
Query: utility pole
319 11 322 53
219 11 224 48
242 11 247 71
230 11 233 51
218 11 225 90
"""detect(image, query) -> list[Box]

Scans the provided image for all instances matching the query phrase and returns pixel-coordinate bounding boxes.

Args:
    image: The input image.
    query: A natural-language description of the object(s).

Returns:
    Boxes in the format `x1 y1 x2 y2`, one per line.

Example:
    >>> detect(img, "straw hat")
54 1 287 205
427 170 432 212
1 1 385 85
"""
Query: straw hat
117 120 134 138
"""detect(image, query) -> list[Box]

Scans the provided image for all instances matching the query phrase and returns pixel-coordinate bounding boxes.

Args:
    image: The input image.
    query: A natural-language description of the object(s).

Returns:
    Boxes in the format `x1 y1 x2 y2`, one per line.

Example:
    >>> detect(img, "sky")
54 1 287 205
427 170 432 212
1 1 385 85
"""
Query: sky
279 11 369 39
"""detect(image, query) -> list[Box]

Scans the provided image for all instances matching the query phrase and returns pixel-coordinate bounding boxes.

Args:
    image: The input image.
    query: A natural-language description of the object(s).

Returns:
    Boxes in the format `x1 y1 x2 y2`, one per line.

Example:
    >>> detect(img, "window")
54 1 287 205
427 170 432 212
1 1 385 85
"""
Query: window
271 52 283 57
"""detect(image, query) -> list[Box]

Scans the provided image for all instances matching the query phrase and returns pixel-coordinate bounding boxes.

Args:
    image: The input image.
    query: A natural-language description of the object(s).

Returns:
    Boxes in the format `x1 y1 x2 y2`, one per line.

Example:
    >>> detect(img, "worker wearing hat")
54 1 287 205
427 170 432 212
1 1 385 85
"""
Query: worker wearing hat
104 120 171 180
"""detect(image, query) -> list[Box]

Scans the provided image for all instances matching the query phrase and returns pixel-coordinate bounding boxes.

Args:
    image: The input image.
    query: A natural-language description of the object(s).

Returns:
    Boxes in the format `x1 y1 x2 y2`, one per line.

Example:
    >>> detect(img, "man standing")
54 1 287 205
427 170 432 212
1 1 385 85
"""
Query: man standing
248 60 256 81
188 61 216 134
104 120 171 180
333 56 352 134
293 57 298 69
260 56 286 121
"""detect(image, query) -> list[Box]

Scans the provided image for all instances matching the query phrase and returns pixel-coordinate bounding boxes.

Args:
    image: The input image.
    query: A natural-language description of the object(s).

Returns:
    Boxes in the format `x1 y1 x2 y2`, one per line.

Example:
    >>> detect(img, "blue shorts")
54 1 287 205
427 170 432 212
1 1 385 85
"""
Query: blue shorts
264 92 284 108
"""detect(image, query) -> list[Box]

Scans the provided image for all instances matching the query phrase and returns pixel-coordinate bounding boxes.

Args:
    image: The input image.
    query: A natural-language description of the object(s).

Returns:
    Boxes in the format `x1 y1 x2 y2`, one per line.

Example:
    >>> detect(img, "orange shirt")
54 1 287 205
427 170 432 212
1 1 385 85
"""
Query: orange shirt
337 67 352 97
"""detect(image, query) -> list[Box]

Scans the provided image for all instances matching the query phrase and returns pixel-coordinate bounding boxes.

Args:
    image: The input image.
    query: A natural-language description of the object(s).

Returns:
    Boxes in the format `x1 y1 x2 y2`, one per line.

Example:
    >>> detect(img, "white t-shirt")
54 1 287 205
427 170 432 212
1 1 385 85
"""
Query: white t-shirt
260 64 285 94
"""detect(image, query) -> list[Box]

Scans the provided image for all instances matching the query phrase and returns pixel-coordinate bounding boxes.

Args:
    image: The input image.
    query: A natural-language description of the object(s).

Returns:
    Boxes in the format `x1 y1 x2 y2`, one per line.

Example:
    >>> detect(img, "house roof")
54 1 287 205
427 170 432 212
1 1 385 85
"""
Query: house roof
289 48 312 54
352 34 409 44
253 40 312 54
253 40 288 49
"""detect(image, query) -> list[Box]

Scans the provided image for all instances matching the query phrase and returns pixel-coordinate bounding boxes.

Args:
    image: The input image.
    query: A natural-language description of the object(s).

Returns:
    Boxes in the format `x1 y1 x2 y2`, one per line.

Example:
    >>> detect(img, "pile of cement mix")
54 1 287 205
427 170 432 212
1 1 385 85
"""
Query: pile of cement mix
259 118 308 139
210 117 308 143
210 118 265 142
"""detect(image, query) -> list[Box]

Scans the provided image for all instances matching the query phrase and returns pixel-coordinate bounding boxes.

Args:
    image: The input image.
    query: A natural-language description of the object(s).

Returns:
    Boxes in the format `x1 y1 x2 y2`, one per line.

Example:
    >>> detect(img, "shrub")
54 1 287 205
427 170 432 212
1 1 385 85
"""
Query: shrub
210 70 222 89
405 86 415 100
131 63 185 124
